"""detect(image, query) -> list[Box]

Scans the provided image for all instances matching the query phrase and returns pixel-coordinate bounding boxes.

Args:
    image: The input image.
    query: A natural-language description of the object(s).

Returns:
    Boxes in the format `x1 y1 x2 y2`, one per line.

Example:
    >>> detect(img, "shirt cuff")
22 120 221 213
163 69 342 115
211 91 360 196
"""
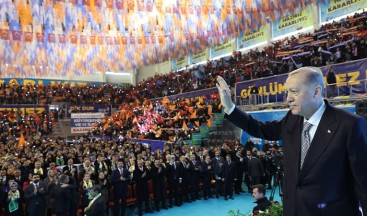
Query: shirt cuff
224 104 235 115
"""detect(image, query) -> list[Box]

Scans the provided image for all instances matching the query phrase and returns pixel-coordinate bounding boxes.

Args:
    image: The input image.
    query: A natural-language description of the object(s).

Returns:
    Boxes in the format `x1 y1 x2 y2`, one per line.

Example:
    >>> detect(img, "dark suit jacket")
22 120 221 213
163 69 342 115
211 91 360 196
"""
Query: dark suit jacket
247 157 264 178
86 195 106 216
133 166 149 200
111 168 129 195
226 101 367 216
222 161 237 182
50 184 71 213
24 181 48 214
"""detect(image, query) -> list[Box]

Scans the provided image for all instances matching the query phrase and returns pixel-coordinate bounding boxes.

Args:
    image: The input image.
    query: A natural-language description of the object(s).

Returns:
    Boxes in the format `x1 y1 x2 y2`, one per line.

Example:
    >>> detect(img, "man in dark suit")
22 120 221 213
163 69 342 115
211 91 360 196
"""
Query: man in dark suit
212 150 224 198
165 154 182 207
252 184 272 214
62 158 78 182
133 159 151 216
151 159 167 211
51 174 71 216
217 67 367 216
201 156 213 200
247 154 265 186
24 173 48 216
84 185 106 216
234 149 245 194
222 154 236 200
111 160 129 216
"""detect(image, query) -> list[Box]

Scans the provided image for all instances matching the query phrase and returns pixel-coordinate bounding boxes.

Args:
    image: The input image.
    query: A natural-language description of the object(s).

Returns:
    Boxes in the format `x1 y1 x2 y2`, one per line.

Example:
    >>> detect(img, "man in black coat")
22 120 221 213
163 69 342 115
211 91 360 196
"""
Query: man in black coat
234 149 245 194
201 156 213 200
248 154 265 187
111 160 129 216
51 174 71 216
252 184 272 214
24 173 48 216
165 154 182 207
62 158 78 182
189 154 202 201
85 185 106 216
217 67 367 216
133 159 151 216
212 150 224 198
222 154 236 200
151 159 167 211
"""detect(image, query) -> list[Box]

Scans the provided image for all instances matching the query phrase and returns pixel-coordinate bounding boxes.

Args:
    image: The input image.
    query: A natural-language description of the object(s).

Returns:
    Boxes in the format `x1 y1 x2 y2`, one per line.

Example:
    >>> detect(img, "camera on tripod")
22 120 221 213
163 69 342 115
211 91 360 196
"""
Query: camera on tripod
269 150 284 202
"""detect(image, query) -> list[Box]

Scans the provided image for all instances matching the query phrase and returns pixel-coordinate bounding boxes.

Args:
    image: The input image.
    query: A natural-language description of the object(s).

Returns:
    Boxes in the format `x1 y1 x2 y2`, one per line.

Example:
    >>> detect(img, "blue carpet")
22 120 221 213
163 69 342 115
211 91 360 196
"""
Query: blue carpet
125 188 282 216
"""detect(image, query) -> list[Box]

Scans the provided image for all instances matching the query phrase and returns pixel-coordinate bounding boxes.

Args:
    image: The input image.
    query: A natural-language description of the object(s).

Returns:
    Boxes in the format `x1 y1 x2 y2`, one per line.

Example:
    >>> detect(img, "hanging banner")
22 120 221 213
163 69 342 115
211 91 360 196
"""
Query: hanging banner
71 113 104 134
0 78 105 86
0 105 48 116
172 56 188 71
151 87 217 102
272 5 313 38
189 49 207 65
319 0 367 23
235 59 367 102
237 26 268 49
210 39 234 59
68 105 110 114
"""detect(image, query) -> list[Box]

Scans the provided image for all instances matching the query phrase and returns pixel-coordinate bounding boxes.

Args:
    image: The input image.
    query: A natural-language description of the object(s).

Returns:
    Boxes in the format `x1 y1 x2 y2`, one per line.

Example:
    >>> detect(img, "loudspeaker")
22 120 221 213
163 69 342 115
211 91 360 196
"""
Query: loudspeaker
356 100 367 119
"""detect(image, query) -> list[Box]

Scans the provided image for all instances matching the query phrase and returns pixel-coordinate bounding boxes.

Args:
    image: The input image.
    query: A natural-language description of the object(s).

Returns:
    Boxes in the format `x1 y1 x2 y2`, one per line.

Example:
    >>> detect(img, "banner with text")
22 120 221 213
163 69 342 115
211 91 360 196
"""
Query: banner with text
210 40 234 59
319 0 367 23
0 105 48 116
151 87 217 102
68 105 110 114
235 59 367 102
0 78 105 86
237 26 268 49
172 56 188 71
189 50 208 65
71 113 104 134
272 5 313 38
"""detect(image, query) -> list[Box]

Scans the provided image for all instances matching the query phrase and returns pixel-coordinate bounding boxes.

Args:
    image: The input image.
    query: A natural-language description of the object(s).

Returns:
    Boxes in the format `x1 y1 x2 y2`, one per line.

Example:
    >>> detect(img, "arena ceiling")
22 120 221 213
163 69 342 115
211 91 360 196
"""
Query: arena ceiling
0 0 327 77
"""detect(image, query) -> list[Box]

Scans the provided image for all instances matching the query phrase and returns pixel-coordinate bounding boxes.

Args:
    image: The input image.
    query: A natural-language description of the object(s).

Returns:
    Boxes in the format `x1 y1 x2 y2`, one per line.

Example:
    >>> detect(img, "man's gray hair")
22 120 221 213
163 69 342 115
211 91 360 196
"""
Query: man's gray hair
289 67 325 92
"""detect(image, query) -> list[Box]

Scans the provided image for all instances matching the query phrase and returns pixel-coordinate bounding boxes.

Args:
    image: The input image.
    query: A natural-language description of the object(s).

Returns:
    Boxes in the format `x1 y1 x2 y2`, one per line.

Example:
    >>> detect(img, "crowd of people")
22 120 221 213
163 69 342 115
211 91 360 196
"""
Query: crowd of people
0 11 366 109
0 9 367 216
0 136 281 216
90 95 222 141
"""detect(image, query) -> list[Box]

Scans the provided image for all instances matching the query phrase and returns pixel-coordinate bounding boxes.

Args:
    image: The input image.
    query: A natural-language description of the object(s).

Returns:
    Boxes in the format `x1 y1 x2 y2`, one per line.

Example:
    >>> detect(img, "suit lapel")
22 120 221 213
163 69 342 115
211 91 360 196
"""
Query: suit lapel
285 116 303 178
298 103 340 182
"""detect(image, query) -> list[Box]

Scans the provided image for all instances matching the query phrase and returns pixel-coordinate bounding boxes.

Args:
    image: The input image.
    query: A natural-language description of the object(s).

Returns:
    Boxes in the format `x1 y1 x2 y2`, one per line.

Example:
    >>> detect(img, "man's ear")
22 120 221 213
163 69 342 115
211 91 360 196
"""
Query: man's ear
314 85 322 98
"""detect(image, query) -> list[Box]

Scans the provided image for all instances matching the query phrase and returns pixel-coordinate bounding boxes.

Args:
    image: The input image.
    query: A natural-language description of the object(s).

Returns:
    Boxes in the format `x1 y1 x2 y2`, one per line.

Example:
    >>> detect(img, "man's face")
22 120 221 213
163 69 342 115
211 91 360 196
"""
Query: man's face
35 162 41 169
285 72 318 119
14 170 21 177
90 189 98 198
215 151 220 157
33 175 40 183
252 188 263 201
137 160 143 168
154 160 160 167
68 159 73 165
117 161 123 168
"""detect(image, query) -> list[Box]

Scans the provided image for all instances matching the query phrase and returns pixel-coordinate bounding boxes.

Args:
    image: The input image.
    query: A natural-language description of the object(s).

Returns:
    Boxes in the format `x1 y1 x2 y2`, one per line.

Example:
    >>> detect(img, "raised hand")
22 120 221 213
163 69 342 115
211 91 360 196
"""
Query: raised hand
216 76 234 113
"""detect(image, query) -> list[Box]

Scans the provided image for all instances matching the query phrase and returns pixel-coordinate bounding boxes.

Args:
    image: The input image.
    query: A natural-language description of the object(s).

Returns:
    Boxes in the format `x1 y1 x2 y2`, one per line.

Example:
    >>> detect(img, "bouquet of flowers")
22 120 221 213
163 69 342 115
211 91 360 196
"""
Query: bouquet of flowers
228 201 283 216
